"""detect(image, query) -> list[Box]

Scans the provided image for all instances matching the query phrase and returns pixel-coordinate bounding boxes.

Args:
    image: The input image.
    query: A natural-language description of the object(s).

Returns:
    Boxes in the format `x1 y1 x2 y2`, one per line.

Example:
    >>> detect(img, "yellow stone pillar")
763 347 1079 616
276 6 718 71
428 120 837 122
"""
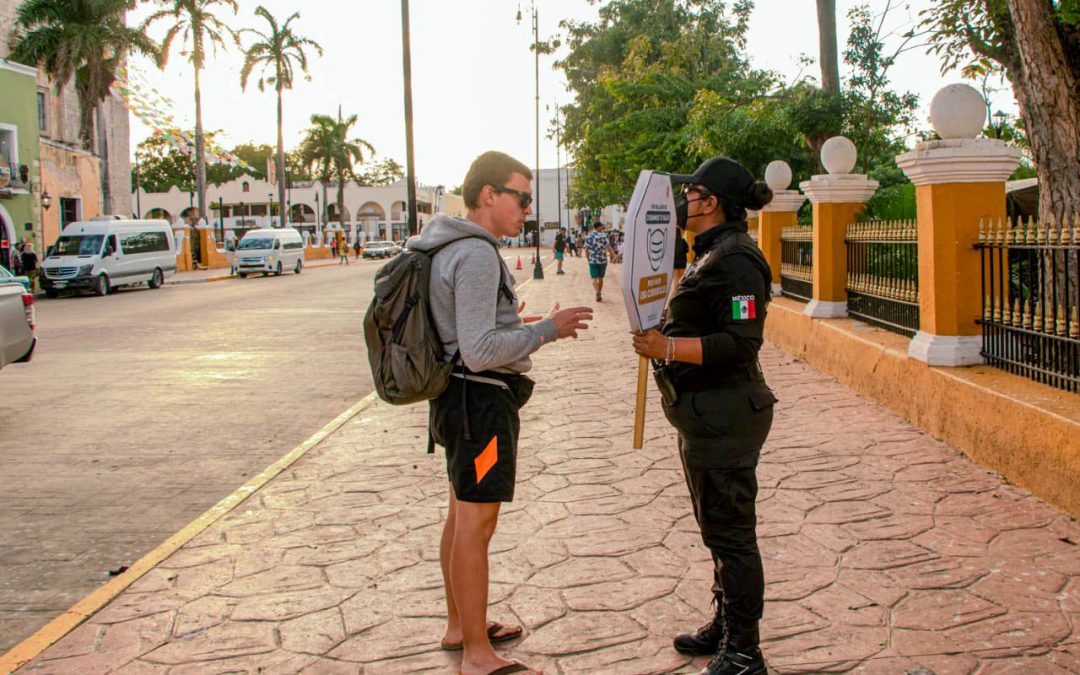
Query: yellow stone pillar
799 137 878 318
759 160 807 294
896 84 1021 366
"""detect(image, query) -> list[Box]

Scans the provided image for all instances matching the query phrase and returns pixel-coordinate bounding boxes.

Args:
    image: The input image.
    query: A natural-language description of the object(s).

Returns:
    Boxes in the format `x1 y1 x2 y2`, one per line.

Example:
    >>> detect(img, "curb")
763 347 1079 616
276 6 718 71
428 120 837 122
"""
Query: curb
0 391 381 675
164 260 355 287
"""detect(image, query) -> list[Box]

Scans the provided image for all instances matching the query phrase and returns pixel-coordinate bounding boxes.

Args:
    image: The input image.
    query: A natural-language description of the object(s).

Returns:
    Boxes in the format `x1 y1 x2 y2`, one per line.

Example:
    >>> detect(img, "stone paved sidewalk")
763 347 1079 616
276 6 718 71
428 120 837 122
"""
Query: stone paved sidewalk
15 255 1080 674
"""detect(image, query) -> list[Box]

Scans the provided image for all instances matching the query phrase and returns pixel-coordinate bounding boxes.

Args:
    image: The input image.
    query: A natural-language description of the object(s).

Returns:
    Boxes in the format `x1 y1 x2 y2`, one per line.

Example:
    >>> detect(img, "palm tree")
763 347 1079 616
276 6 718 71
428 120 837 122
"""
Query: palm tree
143 0 238 224
815 0 840 96
299 111 375 235
11 0 159 210
239 7 322 228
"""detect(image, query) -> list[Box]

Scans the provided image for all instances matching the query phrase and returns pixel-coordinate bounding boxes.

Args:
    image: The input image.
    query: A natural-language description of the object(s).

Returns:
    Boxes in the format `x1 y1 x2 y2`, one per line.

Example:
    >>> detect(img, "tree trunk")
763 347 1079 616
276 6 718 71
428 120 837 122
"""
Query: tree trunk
276 87 287 227
193 65 208 224
337 172 345 231
1004 0 1080 313
96 105 111 216
816 0 841 96
1005 0 1080 221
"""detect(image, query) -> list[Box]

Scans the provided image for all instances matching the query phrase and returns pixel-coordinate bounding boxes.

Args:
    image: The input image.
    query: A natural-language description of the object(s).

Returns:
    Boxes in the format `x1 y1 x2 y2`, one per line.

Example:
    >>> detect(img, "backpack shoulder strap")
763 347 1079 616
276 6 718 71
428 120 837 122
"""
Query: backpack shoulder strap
425 236 514 303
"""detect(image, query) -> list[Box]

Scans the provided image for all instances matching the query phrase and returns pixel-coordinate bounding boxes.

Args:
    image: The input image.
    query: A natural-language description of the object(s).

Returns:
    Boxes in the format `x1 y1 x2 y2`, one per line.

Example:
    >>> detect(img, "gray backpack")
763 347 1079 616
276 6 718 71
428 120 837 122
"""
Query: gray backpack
363 238 511 405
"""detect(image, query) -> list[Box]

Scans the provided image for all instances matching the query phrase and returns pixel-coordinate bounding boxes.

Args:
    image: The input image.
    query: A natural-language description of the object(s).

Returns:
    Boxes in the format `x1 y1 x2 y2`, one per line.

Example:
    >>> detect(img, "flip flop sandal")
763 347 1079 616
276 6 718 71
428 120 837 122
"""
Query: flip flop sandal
441 621 524 651
457 662 538 675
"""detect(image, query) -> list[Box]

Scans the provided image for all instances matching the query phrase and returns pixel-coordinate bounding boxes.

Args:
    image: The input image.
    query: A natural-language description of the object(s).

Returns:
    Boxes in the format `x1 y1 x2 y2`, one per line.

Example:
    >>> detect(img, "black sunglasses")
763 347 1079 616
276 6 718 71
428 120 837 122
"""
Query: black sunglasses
492 185 533 209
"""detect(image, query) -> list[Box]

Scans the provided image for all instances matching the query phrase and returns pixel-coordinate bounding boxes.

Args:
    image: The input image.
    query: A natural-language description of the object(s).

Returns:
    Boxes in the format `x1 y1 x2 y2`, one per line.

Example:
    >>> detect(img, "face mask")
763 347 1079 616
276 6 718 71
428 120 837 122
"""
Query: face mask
675 193 688 230
674 191 715 230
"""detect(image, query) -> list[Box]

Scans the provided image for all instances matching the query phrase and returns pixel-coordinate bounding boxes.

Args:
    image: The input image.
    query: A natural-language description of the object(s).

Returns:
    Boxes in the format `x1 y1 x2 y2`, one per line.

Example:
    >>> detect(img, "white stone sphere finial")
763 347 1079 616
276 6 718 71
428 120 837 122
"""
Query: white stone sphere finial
821 136 857 174
765 161 793 191
929 84 987 140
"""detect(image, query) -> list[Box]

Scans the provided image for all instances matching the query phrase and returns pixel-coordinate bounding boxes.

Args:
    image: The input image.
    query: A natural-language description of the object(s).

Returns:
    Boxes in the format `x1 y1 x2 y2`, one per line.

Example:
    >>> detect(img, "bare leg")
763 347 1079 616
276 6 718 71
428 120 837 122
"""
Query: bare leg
453 500 525 675
441 485 461 642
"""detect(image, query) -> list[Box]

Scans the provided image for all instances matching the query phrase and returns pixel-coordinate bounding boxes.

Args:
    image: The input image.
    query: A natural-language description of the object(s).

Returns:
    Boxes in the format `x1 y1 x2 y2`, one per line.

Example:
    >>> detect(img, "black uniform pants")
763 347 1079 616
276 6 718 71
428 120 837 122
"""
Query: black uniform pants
679 440 764 648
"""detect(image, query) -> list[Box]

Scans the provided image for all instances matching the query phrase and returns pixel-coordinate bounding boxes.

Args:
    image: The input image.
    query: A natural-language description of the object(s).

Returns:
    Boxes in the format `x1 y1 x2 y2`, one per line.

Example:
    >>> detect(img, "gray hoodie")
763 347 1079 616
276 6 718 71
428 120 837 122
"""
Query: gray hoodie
408 215 558 374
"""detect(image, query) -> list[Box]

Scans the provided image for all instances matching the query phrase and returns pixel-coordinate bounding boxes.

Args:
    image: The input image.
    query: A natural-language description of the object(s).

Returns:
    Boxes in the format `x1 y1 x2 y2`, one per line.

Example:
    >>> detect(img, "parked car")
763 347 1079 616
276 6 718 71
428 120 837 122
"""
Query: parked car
234 228 305 277
0 264 30 291
361 241 399 259
0 283 35 371
39 219 177 297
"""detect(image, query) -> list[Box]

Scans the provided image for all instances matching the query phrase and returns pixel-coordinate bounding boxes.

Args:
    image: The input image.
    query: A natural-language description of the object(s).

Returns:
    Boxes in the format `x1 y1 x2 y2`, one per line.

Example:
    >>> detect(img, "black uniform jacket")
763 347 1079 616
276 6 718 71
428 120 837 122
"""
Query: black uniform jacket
659 220 778 467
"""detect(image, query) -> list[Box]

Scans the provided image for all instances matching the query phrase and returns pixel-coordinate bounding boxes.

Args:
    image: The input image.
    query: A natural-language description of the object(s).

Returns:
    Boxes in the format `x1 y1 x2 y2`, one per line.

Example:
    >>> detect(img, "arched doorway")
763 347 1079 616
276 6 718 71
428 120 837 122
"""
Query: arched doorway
290 203 317 239
327 204 352 240
357 202 385 242
390 201 407 241
0 205 16 269
145 208 174 222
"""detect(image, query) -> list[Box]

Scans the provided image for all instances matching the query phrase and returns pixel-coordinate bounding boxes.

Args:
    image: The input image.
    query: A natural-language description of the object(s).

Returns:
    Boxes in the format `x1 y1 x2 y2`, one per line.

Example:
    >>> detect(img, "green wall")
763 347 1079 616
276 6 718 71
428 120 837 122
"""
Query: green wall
0 60 41 245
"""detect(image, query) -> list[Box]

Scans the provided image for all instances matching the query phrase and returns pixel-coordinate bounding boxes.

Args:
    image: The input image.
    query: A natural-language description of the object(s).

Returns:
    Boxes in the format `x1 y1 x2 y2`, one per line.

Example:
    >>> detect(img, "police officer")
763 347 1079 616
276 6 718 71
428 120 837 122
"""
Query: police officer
632 157 777 675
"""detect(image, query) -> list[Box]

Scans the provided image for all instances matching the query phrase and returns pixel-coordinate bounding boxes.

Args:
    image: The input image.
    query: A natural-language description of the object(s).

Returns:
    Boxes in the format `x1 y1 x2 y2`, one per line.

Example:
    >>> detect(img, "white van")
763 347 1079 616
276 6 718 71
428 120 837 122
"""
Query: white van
234 228 305 277
40 220 177 297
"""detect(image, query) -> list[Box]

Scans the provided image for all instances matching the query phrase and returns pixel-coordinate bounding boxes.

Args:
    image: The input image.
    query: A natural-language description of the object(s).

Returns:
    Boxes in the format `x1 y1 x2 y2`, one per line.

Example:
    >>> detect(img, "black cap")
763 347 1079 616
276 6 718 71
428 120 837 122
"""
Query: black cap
669 157 770 210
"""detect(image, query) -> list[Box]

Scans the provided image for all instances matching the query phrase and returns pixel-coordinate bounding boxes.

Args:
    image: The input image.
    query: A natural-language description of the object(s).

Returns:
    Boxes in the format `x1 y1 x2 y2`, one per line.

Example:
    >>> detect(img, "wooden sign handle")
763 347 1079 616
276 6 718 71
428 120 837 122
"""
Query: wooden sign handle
633 355 648 449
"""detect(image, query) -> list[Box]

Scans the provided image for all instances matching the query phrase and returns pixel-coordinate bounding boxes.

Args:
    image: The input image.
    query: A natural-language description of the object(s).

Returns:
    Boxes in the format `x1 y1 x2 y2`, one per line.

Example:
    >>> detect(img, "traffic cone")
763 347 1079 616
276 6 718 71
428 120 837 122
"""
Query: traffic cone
515 256 522 270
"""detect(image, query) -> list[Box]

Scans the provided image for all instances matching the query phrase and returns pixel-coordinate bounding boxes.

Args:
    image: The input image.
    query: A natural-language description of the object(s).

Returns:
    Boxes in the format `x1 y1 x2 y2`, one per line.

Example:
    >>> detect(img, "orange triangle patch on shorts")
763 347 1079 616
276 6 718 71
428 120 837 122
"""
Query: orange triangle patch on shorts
474 436 499 483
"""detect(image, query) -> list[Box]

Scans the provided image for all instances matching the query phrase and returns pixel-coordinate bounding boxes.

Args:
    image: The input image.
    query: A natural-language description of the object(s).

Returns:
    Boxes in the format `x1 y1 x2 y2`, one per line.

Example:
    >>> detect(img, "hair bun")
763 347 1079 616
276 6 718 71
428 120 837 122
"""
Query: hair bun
745 182 773 211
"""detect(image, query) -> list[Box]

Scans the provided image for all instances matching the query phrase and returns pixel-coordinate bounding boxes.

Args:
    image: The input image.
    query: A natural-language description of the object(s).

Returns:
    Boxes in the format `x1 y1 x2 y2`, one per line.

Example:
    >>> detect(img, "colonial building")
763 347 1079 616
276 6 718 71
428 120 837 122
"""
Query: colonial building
135 177 454 243
0 0 133 254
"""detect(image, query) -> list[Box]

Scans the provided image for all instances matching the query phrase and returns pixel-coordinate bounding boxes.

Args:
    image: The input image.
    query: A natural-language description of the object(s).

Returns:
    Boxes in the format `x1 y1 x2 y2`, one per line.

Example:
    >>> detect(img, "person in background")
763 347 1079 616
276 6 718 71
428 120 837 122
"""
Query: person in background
553 228 567 275
583 222 615 302
353 238 362 260
20 242 38 292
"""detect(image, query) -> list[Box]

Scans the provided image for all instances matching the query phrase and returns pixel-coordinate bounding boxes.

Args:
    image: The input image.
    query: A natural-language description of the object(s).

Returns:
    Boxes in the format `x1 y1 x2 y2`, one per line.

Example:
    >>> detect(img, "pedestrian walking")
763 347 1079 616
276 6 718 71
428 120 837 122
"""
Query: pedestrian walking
353 239 362 260
566 231 578 258
330 238 339 259
20 242 38 292
553 228 567 275
631 157 777 675
583 222 615 302
338 240 350 265
408 150 592 675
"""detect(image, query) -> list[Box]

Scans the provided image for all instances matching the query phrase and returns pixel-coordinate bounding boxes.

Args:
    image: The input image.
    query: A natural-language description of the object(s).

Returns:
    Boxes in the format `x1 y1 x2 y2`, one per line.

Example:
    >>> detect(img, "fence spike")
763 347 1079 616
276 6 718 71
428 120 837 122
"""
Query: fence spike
1057 305 1068 336
978 219 986 243
984 295 993 321
1071 306 1079 339
1033 305 1044 333
1023 299 1033 329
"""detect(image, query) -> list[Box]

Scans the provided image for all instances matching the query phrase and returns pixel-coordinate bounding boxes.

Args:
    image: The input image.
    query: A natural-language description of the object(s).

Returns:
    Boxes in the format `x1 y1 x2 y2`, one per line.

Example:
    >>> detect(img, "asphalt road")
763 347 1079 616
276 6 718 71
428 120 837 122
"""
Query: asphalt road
0 261 381 652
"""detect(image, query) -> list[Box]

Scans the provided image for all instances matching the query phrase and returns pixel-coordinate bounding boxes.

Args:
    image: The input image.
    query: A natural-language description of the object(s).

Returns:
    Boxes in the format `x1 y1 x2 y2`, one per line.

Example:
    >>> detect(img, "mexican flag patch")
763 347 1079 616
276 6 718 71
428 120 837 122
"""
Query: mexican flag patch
731 295 757 320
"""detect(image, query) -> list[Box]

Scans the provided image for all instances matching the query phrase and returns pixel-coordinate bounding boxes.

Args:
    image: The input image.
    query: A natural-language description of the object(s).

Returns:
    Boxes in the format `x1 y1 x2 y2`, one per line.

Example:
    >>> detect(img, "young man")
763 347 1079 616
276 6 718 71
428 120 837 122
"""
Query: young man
408 151 593 675
553 228 567 274
583 221 616 302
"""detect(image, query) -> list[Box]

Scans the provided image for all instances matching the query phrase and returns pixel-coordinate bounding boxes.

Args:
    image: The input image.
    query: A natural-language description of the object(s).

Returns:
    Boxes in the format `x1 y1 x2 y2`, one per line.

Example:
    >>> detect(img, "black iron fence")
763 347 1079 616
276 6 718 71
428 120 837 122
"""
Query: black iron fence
977 217 1079 393
780 226 813 302
845 220 920 337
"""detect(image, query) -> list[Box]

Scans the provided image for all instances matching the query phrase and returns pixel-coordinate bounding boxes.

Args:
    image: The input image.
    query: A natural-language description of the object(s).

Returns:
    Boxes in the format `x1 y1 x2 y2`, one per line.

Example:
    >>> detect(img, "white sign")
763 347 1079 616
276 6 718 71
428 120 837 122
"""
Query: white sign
622 170 677 332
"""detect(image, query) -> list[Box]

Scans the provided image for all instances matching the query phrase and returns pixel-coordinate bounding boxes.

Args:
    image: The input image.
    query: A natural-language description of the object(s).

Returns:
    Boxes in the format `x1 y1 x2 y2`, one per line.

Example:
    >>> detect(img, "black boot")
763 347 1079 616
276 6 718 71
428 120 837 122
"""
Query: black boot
699 625 766 675
673 600 726 656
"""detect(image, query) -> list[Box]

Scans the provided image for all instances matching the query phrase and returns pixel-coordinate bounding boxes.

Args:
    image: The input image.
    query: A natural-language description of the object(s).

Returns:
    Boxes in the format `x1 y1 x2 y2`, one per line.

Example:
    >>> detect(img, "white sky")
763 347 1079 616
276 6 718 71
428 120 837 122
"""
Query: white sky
125 0 1018 188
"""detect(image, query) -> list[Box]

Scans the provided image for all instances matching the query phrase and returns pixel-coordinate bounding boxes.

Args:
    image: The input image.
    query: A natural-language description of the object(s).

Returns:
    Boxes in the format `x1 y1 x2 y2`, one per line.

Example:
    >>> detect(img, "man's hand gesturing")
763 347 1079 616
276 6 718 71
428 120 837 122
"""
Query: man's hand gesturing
547 303 593 339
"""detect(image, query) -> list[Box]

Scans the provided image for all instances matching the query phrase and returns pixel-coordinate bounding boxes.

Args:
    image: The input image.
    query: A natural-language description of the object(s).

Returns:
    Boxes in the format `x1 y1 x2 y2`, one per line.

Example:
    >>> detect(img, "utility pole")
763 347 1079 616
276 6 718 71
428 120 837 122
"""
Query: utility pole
401 0 418 237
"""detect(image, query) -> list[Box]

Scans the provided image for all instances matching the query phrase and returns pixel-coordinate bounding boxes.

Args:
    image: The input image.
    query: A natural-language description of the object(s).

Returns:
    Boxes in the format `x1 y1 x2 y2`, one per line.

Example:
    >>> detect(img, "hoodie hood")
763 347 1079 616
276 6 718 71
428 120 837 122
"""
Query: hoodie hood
407 214 497 253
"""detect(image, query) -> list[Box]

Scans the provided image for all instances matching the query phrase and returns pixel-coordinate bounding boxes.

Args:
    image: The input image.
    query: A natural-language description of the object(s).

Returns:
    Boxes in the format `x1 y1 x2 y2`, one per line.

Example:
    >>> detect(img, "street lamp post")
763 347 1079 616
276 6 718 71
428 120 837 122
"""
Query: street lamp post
401 0 419 237
518 1 543 280
551 101 563 234
993 110 1008 139
268 193 275 227
314 191 321 240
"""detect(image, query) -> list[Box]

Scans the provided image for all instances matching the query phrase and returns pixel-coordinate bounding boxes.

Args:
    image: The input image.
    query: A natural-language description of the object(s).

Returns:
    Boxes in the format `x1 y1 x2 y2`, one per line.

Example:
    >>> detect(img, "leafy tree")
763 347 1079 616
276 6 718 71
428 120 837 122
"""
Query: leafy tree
11 0 159 212
133 131 239 193
841 3 920 177
922 0 1080 218
144 0 238 224
239 7 322 226
298 111 375 228
557 0 774 207
355 158 404 187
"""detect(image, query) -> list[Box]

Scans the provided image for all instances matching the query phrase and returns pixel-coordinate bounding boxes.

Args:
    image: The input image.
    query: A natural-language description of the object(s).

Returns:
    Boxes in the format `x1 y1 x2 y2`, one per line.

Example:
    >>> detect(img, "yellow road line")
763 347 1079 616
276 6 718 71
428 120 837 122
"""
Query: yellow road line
0 391 381 675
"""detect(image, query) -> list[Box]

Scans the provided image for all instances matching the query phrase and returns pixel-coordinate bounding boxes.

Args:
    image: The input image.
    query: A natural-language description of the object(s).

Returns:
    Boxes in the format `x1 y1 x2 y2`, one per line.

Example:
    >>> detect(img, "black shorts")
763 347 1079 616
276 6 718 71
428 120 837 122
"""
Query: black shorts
429 372 534 503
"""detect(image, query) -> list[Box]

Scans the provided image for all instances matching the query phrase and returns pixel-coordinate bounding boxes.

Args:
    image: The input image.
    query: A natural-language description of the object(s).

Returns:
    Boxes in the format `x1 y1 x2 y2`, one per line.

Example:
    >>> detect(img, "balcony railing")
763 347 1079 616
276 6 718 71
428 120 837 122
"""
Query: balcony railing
977 216 1080 393
780 225 812 302
845 220 920 337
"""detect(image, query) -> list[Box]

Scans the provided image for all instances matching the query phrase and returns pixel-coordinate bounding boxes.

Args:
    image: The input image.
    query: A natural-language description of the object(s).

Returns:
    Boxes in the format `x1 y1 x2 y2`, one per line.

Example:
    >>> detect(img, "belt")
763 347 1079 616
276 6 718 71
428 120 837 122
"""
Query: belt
673 362 764 393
